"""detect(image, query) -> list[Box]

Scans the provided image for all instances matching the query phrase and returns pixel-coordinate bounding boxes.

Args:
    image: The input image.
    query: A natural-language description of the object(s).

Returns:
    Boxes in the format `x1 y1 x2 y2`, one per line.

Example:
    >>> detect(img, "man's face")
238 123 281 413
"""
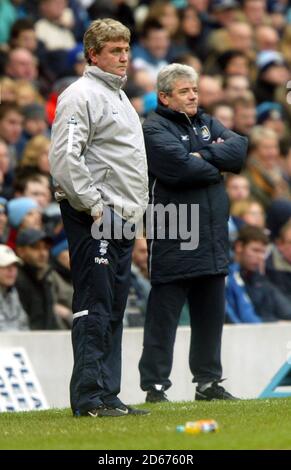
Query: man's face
277 228 291 264
226 176 250 202
89 40 130 77
235 240 267 272
256 137 279 170
144 29 170 59
225 76 250 101
24 181 50 209
0 111 23 144
17 241 49 269
233 105 256 135
160 78 198 117
0 264 18 288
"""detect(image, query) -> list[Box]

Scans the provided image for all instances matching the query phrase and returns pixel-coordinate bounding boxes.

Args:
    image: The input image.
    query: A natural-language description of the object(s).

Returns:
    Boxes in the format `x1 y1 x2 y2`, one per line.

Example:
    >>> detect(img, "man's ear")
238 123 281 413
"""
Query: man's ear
88 48 99 66
158 91 169 107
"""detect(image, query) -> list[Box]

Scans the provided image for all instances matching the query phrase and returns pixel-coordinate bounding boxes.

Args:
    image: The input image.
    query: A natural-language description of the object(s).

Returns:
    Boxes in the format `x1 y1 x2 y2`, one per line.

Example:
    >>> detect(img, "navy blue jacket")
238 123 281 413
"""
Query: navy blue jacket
144 105 248 284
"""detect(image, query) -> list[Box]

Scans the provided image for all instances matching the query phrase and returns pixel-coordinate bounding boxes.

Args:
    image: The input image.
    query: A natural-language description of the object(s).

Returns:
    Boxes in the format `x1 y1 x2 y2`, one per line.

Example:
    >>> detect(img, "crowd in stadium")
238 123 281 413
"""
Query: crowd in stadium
1 0 291 331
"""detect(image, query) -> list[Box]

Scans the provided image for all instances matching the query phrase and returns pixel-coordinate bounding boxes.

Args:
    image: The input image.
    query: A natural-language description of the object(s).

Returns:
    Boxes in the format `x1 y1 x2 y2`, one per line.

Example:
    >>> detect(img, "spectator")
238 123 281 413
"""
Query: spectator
212 102 234 129
266 220 291 303
254 50 290 104
231 198 266 229
15 228 61 330
0 244 29 331
256 101 286 138
232 95 257 136
225 174 250 203
7 197 42 232
5 48 38 82
226 225 291 323
14 172 51 209
0 138 13 200
255 24 280 52
0 198 8 243
0 102 23 166
245 126 290 207
224 75 251 102
198 75 223 112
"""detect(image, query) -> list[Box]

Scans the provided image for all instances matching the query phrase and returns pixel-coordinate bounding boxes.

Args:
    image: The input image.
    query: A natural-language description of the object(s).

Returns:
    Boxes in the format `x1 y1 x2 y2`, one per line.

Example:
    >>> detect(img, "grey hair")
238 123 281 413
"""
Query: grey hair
157 63 199 94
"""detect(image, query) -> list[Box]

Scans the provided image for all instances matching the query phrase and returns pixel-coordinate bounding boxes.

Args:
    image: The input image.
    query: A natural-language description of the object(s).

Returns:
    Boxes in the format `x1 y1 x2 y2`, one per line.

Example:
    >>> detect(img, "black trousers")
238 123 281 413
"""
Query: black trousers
60 200 134 413
139 275 225 391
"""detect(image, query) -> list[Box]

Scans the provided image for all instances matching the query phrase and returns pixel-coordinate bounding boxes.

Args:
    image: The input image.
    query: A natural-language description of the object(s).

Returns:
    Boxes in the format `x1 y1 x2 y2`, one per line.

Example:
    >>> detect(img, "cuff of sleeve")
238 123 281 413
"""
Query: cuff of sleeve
91 201 103 218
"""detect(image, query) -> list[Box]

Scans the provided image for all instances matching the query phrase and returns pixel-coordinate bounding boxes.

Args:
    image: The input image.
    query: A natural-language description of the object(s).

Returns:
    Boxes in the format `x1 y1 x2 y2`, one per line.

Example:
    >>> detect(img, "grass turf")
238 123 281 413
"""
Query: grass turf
1 398 291 450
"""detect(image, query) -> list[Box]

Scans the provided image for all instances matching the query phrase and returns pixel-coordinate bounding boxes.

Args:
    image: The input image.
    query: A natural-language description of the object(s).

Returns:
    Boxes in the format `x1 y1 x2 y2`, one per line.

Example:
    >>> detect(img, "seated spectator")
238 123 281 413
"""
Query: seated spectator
0 244 29 331
266 198 291 241
35 0 76 51
7 196 42 249
226 225 291 323
223 74 251 102
15 228 62 330
20 135 50 175
124 238 150 327
131 19 170 81
50 238 73 329
198 75 223 112
17 103 48 155
211 101 234 129
0 77 16 103
254 50 290 104
279 138 291 189
225 174 250 203
244 126 291 207
14 172 52 209
256 101 286 138
4 48 38 82
15 80 44 108
232 95 256 137
266 220 291 303
0 138 13 200
0 198 8 243
231 198 266 230
0 102 24 167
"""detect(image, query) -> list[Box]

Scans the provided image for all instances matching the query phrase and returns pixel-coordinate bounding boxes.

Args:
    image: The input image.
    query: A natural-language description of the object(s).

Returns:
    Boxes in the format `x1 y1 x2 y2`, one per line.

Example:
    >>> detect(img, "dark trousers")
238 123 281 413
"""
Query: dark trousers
139 275 225 391
60 200 134 413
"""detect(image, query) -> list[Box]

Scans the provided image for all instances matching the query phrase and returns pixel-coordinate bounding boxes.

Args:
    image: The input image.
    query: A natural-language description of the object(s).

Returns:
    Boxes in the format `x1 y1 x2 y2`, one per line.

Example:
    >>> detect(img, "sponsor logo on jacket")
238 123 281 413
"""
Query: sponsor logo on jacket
200 125 211 141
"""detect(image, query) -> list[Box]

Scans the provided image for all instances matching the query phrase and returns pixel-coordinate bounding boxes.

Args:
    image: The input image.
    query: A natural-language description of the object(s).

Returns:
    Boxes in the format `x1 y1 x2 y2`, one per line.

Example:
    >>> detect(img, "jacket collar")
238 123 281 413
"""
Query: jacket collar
84 65 127 91
156 103 204 126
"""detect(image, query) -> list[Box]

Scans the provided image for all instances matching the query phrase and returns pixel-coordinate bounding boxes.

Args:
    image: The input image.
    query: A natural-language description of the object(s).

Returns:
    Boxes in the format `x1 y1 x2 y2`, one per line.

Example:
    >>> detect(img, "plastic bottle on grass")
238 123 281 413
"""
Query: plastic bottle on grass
176 420 218 434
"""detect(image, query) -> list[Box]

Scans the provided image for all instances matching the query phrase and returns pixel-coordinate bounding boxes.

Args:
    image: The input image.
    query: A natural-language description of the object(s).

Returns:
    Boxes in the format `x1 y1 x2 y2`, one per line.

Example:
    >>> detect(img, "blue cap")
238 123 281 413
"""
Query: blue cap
67 43 85 68
51 239 69 258
212 0 239 11
256 102 283 124
7 197 39 228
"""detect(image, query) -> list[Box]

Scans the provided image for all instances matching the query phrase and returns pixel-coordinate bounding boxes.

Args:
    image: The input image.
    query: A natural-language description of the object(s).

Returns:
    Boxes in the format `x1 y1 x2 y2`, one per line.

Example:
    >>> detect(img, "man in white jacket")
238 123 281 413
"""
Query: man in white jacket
49 18 149 417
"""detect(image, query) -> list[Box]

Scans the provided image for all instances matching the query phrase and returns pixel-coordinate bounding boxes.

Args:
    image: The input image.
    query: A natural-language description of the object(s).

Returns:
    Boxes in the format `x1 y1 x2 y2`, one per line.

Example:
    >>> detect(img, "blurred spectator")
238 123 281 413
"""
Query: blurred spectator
266 198 291 240
241 0 268 27
14 172 51 209
0 77 17 103
0 198 8 243
226 225 291 323
7 197 42 232
224 74 251 102
35 0 76 51
231 198 266 229
254 50 290 104
266 220 291 303
0 244 29 331
0 102 23 166
256 101 286 138
124 238 151 327
279 138 291 188
15 228 61 329
215 50 251 76
132 19 170 80
147 1 180 39
9 18 42 57
210 0 240 28
245 126 290 207
66 43 86 77
0 139 13 200
178 5 209 61
226 174 251 202
0 0 18 45
226 21 254 57
198 75 223 111
15 81 44 107
255 24 280 51
232 95 257 136
17 103 48 155
50 238 73 329
5 48 38 82
212 101 234 129
21 135 50 175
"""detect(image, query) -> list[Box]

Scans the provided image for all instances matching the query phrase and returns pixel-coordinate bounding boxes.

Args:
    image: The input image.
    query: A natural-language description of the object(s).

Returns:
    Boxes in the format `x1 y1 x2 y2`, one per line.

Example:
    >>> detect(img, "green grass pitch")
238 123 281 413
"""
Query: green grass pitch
1 398 291 450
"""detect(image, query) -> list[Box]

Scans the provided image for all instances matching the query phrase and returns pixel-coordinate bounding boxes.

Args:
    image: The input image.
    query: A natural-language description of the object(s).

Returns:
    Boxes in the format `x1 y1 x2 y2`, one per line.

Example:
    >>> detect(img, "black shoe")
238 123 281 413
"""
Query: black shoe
195 380 240 401
115 404 150 415
146 389 169 403
74 404 130 417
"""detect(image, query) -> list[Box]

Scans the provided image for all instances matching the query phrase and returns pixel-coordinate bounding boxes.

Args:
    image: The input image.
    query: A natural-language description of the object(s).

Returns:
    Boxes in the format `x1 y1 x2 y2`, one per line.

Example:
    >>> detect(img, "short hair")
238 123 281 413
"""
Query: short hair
236 225 269 246
278 220 291 240
10 18 35 42
157 63 198 94
249 126 278 150
0 102 22 121
83 19 130 65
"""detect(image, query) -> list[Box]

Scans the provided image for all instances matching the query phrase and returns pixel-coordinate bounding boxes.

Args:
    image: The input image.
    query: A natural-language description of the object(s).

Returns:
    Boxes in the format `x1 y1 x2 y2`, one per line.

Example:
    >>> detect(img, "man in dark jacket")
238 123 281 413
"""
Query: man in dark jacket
139 63 248 402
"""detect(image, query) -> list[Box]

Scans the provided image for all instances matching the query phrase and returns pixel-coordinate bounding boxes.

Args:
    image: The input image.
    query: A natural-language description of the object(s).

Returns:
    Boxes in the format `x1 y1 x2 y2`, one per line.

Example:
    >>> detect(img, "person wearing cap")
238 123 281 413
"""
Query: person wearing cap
6 197 42 250
210 0 240 28
254 50 290 104
0 244 29 332
0 197 8 243
15 228 62 330
256 102 286 138
16 103 49 157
